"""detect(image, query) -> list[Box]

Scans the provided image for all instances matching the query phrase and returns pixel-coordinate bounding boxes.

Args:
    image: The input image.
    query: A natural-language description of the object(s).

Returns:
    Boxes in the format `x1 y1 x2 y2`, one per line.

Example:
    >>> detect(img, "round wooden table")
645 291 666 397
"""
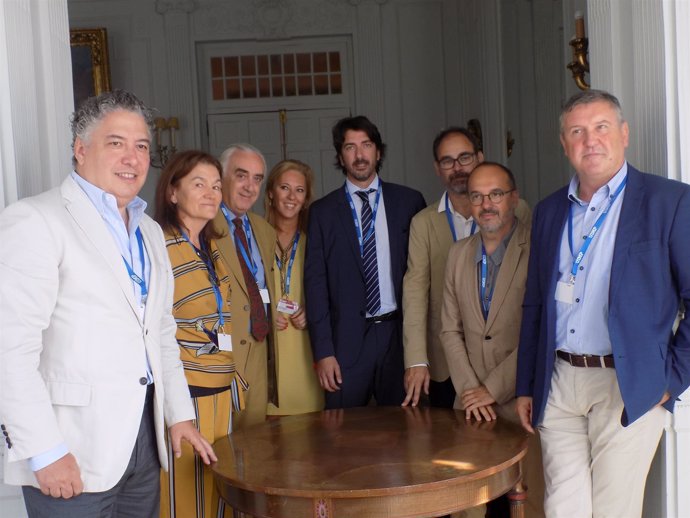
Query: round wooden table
212 406 529 518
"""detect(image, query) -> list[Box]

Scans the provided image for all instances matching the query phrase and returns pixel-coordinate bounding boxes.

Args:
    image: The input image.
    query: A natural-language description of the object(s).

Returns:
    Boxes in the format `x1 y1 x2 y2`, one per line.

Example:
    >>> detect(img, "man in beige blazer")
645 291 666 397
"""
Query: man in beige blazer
402 127 530 407
0 90 214 518
213 143 278 429
440 162 543 518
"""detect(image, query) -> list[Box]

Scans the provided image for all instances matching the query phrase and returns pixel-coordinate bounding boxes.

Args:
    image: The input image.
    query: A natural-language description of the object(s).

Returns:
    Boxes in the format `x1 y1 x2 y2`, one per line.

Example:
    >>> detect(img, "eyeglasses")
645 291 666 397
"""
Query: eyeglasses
437 152 477 170
468 189 515 206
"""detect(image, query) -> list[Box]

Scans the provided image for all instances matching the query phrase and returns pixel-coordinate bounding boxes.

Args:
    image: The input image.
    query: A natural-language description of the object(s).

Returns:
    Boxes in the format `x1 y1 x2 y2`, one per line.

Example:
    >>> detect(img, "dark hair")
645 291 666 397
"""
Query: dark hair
332 115 387 174
154 150 224 242
264 159 315 233
70 89 155 165
469 161 517 191
560 89 625 133
432 126 482 161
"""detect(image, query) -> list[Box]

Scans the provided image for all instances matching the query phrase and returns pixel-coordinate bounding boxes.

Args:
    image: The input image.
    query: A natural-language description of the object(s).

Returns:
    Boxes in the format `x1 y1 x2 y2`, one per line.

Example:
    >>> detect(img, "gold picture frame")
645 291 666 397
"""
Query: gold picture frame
70 28 111 108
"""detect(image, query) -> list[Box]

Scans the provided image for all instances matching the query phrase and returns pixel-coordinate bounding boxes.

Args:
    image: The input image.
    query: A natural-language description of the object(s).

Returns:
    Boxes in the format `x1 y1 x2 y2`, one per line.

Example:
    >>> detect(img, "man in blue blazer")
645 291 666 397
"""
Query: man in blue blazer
305 116 426 408
516 89 690 517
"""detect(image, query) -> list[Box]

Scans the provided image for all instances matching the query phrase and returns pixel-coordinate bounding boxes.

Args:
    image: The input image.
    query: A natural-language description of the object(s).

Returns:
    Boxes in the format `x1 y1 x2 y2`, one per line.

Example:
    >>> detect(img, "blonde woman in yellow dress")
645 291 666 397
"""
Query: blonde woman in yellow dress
154 150 246 517
265 159 324 415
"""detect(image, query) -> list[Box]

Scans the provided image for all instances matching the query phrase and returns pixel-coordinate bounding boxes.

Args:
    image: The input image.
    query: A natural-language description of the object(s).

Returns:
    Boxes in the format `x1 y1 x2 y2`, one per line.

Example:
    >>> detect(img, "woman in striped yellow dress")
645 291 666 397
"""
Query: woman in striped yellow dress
154 150 245 518
264 159 324 415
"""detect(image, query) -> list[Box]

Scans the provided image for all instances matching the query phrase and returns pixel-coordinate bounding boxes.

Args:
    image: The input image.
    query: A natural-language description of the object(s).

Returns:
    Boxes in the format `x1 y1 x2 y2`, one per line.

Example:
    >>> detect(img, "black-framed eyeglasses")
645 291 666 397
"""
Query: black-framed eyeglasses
437 152 476 170
468 189 515 206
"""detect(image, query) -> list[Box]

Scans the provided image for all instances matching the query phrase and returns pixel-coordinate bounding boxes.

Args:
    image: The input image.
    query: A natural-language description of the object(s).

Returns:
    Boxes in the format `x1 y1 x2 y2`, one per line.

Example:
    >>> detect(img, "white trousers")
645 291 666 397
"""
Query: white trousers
539 358 666 518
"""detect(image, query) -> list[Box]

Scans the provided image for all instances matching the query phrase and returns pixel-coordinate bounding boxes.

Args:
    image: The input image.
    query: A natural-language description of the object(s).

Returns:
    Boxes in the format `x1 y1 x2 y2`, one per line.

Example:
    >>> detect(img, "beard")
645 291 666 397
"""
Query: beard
477 209 503 233
347 159 377 182
447 171 470 195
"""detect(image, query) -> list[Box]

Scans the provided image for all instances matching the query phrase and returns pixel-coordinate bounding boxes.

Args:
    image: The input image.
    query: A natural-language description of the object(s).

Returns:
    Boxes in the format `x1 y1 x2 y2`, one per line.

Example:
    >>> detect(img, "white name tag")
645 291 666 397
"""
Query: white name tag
555 280 575 304
259 288 270 304
218 332 233 352
277 298 299 315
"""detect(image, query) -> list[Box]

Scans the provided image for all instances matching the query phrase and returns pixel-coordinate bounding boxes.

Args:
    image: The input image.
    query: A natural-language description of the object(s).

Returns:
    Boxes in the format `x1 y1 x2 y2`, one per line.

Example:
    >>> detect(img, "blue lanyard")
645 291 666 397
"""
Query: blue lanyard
480 243 495 319
221 203 258 278
121 228 148 303
445 194 476 242
275 231 300 296
178 231 225 329
344 183 382 256
567 175 627 282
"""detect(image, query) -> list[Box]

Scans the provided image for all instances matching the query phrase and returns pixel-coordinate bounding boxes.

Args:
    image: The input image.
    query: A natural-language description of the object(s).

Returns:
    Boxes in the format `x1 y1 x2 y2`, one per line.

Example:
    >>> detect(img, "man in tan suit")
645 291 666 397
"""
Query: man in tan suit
440 162 543 518
213 143 277 429
402 128 529 407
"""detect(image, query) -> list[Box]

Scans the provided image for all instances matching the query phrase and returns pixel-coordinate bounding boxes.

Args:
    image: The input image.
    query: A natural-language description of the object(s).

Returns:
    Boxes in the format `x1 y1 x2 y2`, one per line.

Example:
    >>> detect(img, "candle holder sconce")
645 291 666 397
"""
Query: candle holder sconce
151 117 179 169
568 11 590 91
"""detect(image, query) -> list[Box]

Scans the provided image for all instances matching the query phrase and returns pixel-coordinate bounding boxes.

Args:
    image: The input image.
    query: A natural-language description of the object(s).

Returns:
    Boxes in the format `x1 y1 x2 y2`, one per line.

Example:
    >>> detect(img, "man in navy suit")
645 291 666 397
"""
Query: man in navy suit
516 89 690 517
305 116 426 408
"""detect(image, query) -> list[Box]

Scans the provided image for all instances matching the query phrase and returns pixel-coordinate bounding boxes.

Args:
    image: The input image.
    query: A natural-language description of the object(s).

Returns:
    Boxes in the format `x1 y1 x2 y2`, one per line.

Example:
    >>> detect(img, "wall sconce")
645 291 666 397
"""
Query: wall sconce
151 116 179 168
567 11 590 90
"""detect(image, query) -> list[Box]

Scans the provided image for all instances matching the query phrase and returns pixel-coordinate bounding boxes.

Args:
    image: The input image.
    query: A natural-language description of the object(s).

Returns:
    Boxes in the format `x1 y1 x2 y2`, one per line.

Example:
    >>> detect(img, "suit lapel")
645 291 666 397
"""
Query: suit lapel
609 167 643 303
214 212 249 298
382 181 403 286
139 220 161 325
336 187 365 278
461 235 486 326
61 178 141 321
485 223 527 330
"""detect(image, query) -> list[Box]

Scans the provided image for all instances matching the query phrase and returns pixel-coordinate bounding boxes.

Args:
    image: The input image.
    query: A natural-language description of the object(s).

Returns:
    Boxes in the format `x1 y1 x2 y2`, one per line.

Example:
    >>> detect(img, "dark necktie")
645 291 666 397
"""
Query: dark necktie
355 190 381 316
232 218 269 341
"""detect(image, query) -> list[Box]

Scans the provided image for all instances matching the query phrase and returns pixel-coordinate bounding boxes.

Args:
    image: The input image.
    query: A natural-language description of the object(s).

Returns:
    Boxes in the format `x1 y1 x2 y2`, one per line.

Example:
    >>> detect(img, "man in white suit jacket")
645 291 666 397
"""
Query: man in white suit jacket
0 90 214 518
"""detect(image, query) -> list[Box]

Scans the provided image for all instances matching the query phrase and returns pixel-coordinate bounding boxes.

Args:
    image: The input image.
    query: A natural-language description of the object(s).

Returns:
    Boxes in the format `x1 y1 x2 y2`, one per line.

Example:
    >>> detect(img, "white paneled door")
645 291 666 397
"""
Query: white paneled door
207 107 350 203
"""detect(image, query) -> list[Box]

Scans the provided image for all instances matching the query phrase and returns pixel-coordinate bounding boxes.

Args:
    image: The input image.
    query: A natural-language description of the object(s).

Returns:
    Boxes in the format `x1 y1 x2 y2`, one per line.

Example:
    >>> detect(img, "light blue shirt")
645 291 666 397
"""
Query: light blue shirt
345 175 396 316
29 172 152 472
555 162 628 356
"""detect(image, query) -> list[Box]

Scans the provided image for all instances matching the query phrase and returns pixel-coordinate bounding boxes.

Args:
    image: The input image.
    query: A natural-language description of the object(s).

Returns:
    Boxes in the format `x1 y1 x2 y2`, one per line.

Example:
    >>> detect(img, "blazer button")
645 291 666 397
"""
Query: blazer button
139 377 148 385
240 339 247 345
359 310 365 317
485 335 492 340
243 305 250 311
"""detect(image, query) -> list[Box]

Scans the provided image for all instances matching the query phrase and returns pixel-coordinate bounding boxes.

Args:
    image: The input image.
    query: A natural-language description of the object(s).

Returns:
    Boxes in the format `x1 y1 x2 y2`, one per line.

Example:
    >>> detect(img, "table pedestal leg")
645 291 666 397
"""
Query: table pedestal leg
507 479 527 518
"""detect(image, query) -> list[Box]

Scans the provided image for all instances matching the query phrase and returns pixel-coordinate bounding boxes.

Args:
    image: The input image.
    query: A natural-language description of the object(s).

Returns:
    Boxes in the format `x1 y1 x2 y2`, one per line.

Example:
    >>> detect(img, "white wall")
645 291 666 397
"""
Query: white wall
67 0 567 208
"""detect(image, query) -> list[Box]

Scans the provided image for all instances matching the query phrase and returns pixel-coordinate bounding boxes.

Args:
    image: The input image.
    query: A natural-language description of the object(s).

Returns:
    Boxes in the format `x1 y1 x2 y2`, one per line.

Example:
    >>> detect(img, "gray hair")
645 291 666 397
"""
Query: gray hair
219 143 267 177
70 89 155 163
559 89 625 133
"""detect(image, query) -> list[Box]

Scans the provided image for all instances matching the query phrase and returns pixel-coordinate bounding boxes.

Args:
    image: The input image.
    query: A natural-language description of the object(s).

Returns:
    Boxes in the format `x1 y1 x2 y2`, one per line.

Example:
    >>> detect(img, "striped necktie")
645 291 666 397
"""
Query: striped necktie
356 189 381 316
232 218 269 341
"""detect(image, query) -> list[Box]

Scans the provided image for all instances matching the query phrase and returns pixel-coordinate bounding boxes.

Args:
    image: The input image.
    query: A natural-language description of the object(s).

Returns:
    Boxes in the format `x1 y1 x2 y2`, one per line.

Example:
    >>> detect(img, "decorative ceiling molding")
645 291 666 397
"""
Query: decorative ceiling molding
194 0 352 39
155 0 197 15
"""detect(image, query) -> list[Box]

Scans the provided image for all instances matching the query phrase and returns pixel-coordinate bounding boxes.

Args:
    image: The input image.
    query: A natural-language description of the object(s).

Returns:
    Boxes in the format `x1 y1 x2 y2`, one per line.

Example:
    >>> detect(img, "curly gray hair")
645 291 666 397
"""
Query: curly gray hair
70 89 155 164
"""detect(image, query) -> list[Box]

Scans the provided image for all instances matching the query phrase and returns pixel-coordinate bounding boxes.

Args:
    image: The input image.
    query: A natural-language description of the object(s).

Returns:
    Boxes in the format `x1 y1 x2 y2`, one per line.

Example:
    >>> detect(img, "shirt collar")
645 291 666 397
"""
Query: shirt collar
567 161 628 206
437 191 474 223
345 174 380 196
70 170 147 235
474 219 517 265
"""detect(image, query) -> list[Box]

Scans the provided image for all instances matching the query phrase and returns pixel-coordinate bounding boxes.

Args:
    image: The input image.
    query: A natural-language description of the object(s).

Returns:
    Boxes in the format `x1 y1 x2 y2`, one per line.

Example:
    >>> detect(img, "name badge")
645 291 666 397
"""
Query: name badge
259 288 270 304
555 280 575 304
277 298 299 315
218 332 233 352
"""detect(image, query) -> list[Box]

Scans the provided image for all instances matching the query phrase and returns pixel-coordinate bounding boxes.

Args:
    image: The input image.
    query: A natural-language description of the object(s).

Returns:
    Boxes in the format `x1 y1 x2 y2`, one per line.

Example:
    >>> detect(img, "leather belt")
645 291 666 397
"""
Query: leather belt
365 310 399 324
557 350 614 368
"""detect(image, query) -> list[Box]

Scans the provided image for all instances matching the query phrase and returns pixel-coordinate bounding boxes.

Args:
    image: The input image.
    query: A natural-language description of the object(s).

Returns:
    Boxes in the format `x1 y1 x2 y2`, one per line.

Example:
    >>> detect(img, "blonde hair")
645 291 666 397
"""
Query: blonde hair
264 159 315 232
